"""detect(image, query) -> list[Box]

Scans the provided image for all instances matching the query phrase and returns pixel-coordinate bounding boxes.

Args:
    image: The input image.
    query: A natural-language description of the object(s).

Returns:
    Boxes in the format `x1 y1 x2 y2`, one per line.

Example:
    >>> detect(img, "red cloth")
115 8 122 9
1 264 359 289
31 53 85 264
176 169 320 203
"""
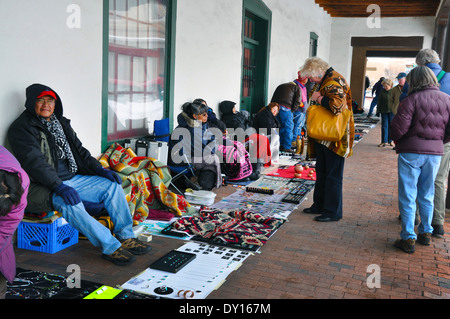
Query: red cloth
245 133 272 166
267 165 316 180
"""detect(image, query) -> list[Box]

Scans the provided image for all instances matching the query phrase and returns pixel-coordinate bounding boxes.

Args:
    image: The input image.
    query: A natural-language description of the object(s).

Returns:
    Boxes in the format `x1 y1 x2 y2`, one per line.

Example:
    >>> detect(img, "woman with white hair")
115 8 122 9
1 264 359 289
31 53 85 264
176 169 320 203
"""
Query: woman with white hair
390 65 450 253
400 49 450 238
299 57 355 222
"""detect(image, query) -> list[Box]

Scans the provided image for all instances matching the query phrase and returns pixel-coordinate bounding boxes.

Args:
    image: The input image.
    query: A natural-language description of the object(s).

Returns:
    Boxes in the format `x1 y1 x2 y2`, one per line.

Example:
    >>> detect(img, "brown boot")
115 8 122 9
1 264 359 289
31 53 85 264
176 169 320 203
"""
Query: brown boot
102 246 136 266
417 233 431 246
120 238 152 255
394 238 415 253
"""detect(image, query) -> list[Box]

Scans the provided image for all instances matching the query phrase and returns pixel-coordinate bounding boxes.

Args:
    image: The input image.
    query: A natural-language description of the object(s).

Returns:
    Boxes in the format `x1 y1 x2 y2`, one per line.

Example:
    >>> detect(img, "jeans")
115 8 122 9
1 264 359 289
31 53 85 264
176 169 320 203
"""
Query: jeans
277 106 294 149
52 175 135 255
397 153 441 240
380 112 394 143
311 142 345 219
433 143 450 225
367 95 378 116
292 111 306 144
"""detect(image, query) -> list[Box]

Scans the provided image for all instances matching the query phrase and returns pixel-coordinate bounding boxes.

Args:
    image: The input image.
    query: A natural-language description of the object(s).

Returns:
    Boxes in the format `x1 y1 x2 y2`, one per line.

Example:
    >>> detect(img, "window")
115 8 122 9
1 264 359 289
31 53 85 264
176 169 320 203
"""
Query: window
309 32 318 57
107 0 168 142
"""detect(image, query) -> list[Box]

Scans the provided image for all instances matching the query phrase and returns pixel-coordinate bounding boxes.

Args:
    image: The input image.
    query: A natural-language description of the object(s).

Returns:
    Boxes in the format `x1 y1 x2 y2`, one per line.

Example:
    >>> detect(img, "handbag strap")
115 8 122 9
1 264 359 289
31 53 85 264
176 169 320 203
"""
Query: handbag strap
437 70 446 83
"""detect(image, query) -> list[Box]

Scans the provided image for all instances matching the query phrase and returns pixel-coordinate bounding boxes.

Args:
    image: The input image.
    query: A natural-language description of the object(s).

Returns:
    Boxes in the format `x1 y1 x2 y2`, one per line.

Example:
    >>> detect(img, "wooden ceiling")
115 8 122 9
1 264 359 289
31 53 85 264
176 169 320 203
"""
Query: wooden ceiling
315 0 442 18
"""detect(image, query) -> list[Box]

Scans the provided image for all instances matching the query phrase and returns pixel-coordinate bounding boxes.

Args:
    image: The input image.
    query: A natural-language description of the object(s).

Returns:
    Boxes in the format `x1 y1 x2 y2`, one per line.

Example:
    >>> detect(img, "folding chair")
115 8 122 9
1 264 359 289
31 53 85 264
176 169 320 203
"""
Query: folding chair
149 118 171 142
168 152 196 195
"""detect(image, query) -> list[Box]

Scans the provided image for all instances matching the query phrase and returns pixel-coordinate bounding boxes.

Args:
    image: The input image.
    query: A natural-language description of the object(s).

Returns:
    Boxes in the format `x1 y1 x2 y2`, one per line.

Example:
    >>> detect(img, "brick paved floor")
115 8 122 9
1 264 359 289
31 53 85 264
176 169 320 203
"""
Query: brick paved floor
14 121 450 299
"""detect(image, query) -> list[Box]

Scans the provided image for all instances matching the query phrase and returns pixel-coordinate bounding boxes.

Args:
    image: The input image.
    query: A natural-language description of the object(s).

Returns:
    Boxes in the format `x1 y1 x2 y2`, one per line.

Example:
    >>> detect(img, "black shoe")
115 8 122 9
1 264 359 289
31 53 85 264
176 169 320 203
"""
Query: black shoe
394 238 415 253
432 224 445 238
314 215 340 222
303 207 320 214
417 233 431 246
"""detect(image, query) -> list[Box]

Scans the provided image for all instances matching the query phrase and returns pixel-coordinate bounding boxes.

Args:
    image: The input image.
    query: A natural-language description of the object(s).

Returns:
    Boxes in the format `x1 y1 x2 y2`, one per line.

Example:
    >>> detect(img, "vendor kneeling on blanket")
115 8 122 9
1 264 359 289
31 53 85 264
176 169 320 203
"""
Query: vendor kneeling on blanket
7 84 151 266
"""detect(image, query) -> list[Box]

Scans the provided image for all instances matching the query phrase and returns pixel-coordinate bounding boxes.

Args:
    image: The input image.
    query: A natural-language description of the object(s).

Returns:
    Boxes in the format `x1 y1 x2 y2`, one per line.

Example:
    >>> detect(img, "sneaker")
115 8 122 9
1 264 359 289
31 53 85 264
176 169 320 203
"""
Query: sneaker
417 233 432 245
120 238 152 255
102 247 136 266
432 224 445 238
377 143 386 147
394 238 415 253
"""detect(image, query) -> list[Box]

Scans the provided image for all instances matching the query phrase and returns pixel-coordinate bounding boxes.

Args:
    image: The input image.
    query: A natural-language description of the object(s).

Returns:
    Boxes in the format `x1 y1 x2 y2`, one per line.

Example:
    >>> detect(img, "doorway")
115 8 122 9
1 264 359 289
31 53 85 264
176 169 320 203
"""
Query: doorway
364 56 416 111
350 36 423 107
240 0 271 114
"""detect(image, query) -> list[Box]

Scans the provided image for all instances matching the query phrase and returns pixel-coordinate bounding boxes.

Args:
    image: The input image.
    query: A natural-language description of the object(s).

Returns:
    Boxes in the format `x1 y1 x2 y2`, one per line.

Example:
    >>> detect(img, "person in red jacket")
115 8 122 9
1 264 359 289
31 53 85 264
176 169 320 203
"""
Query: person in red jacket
390 66 450 253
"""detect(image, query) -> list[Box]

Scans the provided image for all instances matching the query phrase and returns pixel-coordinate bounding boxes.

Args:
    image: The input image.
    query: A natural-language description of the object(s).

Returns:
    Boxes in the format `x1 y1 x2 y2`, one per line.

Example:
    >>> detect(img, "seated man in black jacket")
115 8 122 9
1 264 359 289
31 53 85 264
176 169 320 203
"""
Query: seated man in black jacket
7 83 151 266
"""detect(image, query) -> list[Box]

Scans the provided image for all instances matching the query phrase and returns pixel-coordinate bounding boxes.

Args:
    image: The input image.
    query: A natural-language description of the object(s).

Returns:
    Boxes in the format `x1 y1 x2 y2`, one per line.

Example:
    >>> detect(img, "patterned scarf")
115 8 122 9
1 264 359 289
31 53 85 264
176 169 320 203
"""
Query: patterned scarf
40 114 78 173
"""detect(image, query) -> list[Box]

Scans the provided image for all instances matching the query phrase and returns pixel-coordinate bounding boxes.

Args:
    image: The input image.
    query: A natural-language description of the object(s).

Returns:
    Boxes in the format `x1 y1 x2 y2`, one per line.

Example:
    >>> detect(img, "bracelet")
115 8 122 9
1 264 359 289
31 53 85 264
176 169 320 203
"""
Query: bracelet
177 289 195 299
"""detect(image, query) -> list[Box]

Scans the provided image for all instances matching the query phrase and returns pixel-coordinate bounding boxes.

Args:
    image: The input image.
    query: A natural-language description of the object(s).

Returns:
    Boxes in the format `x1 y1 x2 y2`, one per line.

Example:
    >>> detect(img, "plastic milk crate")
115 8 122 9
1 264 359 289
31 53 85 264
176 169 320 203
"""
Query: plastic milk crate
17 217 79 254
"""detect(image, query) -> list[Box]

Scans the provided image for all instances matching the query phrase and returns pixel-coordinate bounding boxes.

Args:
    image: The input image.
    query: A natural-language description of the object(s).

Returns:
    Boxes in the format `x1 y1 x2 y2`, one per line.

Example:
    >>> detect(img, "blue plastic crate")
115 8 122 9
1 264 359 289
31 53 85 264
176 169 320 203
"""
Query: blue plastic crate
17 217 78 254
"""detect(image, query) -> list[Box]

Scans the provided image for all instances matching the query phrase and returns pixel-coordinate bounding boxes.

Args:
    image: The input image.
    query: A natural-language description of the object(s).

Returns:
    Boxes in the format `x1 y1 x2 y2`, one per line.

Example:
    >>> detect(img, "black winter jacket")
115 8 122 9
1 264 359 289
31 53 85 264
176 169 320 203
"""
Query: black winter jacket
219 101 251 131
252 106 280 134
6 83 101 212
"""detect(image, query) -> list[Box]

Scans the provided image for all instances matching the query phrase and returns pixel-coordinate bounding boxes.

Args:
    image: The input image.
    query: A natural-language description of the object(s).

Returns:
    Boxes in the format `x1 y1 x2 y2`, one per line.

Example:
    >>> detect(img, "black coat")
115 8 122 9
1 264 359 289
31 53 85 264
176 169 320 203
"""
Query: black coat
219 100 250 131
7 83 101 212
252 107 280 134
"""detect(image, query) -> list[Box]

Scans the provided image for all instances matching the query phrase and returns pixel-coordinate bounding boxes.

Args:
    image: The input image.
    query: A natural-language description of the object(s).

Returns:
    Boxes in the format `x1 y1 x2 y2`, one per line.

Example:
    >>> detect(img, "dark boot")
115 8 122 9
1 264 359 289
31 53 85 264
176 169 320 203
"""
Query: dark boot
394 238 415 253
432 224 445 238
417 233 431 246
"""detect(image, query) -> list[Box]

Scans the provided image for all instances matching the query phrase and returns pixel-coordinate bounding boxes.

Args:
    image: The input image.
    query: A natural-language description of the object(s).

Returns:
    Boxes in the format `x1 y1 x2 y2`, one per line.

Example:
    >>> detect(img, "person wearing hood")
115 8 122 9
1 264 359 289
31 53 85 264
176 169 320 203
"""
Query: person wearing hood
270 75 303 153
169 101 222 191
6 84 151 266
0 146 29 299
219 100 251 132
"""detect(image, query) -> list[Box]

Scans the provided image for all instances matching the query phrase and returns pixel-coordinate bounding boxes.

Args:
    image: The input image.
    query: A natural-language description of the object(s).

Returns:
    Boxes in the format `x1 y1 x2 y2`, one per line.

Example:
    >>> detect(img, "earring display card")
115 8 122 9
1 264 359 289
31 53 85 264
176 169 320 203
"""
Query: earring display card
120 242 252 299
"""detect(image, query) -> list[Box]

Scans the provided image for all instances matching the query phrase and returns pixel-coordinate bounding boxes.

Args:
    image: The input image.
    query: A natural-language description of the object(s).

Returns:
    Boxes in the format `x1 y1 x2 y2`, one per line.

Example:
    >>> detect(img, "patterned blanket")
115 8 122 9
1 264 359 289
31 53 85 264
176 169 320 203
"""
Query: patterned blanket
173 208 284 247
99 143 196 225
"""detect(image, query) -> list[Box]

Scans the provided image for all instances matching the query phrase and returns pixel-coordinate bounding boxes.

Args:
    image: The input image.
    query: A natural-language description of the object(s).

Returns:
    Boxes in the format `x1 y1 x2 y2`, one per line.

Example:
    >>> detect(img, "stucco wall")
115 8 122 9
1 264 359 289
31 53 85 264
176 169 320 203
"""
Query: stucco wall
0 0 103 154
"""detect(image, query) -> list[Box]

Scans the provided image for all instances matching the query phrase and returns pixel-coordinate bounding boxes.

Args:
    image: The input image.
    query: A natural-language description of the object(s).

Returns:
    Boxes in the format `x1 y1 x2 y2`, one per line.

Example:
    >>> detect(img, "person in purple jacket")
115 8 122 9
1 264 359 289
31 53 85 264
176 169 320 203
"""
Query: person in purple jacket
0 145 29 299
390 66 450 253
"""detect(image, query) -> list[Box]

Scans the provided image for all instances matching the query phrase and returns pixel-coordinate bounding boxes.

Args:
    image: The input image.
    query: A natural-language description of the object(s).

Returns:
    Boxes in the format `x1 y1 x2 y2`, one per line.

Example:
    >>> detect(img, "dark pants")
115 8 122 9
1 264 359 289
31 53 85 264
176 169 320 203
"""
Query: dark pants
311 142 345 220
0 273 6 299
380 112 394 143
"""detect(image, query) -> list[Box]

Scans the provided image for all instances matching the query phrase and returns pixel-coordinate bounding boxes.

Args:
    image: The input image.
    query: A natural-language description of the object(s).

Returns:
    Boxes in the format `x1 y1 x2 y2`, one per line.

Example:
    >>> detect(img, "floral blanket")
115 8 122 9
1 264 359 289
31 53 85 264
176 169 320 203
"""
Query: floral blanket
99 143 196 225
173 208 284 247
